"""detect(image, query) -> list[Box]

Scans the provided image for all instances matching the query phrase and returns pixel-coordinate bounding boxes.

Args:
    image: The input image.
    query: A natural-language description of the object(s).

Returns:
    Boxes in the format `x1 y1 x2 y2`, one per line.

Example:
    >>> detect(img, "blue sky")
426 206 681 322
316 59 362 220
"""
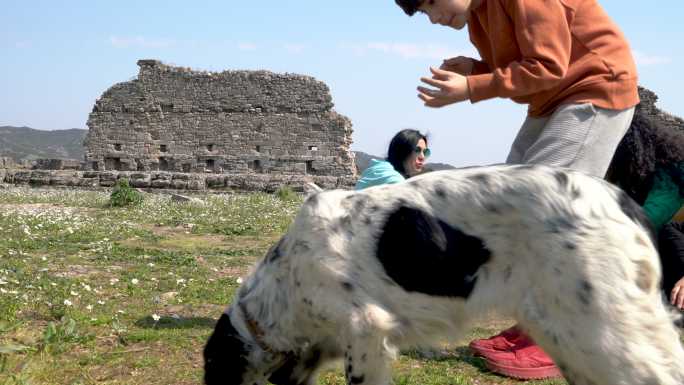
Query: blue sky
1 1 682 167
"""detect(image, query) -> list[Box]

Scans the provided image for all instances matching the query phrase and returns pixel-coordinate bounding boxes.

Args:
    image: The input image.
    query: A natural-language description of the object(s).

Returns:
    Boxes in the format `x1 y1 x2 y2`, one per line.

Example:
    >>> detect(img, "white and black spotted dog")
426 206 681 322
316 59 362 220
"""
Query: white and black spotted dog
204 164 684 385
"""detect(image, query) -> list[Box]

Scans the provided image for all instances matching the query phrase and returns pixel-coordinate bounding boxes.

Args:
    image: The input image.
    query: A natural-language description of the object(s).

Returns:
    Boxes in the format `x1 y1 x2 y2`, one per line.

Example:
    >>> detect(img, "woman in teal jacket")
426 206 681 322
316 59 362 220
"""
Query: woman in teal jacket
606 111 684 306
355 129 430 190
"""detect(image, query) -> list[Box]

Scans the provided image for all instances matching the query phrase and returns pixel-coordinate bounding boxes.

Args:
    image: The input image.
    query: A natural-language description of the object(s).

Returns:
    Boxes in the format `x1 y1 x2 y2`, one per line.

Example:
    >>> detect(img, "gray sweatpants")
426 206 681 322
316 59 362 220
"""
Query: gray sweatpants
506 103 635 178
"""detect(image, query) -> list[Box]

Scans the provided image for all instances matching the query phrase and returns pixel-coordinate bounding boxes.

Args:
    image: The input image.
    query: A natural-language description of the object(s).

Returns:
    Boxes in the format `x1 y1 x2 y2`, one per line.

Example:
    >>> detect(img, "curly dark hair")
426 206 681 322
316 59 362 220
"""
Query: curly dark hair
395 0 424 16
386 129 428 178
606 111 684 204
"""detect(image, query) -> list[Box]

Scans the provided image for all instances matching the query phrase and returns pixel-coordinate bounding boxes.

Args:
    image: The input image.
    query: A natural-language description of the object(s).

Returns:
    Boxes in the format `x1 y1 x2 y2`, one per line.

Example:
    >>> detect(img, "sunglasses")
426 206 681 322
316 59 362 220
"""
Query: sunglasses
414 146 431 158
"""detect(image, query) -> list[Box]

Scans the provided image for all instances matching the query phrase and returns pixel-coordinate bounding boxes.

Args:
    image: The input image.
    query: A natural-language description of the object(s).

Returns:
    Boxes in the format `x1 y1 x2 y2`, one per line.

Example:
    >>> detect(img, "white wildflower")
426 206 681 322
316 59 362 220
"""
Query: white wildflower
63 299 73 306
236 277 243 284
151 314 161 322
131 278 139 285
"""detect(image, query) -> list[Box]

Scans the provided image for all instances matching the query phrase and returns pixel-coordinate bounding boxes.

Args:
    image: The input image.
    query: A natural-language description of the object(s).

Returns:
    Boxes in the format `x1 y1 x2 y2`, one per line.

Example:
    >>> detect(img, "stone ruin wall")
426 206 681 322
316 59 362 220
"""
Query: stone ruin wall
2 86 682 192
84 60 355 180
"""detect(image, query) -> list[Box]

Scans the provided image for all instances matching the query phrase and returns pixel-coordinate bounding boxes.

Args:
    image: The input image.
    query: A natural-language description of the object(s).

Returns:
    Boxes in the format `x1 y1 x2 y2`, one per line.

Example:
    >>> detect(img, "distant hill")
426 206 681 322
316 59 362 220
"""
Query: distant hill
0 126 87 162
353 151 455 173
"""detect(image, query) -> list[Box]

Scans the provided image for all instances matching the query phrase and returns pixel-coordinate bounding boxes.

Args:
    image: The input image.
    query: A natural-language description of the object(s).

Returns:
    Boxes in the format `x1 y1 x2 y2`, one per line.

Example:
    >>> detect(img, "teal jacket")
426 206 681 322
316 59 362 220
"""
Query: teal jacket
355 159 405 190
643 164 684 232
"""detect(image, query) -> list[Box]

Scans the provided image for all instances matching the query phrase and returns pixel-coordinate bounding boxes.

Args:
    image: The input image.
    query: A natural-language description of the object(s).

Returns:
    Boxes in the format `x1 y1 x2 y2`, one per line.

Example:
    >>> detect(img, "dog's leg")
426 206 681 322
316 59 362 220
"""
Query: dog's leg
343 334 394 385
518 284 684 385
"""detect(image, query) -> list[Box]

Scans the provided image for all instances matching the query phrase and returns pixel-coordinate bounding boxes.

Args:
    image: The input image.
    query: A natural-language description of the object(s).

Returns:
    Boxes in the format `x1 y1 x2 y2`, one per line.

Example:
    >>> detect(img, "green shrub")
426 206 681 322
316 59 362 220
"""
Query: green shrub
109 179 143 207
275 186 299 202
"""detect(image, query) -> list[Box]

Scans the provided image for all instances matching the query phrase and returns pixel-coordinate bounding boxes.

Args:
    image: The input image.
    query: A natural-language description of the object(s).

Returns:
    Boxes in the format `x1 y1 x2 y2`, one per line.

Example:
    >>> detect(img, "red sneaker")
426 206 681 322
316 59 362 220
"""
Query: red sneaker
484 344 562 380
468 326 532 356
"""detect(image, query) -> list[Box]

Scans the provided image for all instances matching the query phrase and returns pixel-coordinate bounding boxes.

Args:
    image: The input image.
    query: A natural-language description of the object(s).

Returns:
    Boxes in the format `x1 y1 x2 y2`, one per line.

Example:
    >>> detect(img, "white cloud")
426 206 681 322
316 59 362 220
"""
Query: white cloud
237 42 258 51
14 41 31 49
109 36 175 49
340 42 475 60
633 50 671 67
283 43 306 54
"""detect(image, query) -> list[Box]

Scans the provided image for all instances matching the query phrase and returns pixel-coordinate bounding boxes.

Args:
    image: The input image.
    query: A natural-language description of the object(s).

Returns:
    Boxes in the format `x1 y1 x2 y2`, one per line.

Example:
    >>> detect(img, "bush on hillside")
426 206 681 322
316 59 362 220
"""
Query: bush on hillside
275 186 299 202
109 179 143 207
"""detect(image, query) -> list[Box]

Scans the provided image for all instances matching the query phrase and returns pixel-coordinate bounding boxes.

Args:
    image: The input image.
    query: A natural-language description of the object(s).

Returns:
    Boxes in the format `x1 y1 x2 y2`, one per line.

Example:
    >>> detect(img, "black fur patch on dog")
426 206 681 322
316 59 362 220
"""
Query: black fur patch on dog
268 347 327 385
375 206 491 298
203 313 249 385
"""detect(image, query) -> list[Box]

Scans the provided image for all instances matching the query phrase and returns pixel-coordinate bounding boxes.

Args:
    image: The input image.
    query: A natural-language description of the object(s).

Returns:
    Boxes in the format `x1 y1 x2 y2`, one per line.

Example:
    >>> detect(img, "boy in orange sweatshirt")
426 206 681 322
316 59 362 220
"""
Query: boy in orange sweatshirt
395 0 639 380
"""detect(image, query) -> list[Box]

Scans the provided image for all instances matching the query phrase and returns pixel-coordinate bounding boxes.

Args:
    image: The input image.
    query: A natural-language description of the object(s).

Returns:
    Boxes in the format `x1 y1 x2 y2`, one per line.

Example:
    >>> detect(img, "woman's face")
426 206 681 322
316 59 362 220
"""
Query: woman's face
403 138 429 177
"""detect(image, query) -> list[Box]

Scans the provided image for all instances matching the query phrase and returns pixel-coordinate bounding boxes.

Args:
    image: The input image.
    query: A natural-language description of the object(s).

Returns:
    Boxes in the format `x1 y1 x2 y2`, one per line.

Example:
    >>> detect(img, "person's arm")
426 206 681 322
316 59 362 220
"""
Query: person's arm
674 204 684 222
471 59 490 75
661 222 684 309
467 0 572 103
440 56 489 76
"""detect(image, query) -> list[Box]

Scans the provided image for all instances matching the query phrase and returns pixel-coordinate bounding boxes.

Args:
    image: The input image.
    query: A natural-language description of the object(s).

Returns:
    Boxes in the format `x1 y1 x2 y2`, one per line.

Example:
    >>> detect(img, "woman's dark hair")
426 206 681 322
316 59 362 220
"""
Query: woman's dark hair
386 129 428 177
395 0 423 16
606 111 684 204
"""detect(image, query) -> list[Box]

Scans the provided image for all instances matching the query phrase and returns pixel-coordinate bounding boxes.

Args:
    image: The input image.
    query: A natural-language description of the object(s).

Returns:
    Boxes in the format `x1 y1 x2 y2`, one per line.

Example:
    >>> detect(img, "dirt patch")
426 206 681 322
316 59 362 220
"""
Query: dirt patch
213 265 251 279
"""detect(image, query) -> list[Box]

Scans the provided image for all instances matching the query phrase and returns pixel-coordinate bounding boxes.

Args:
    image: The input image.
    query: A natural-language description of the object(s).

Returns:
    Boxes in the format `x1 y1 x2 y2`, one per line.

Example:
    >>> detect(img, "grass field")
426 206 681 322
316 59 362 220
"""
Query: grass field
0 186 568 385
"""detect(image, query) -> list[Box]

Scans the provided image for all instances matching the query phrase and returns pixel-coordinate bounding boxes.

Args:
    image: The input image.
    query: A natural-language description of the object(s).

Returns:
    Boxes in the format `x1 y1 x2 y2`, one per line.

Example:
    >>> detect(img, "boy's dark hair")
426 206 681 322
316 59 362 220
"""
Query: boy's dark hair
395 0 423 16
387 129 428 177
606 111 684 204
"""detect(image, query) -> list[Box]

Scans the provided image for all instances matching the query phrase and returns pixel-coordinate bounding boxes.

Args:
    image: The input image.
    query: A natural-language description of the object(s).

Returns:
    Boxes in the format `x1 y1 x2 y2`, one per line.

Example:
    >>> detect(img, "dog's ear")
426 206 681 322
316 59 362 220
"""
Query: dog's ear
376 206 491 298
204 313 250 385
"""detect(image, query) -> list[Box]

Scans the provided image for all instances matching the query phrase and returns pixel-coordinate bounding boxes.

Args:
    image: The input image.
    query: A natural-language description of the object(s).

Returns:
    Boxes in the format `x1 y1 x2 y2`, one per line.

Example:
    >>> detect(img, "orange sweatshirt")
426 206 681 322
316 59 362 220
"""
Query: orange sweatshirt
466 0 639 117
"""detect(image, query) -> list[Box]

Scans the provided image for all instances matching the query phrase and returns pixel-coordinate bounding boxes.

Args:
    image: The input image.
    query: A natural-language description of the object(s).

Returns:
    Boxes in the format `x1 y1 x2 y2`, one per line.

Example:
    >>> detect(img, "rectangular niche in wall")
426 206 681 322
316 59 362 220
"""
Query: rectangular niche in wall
105 158 122 171
308 146 318 151
207 144 214 152
114 143 122 151
206 159 215 171
159 157 169 171
306 160 315 175
160 144 168 152
250 160 263 173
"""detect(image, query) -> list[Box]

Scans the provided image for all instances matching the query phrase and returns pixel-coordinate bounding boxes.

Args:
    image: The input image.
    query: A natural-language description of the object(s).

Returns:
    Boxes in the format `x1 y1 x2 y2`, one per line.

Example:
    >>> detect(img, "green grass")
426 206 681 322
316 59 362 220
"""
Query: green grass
0 187 574 384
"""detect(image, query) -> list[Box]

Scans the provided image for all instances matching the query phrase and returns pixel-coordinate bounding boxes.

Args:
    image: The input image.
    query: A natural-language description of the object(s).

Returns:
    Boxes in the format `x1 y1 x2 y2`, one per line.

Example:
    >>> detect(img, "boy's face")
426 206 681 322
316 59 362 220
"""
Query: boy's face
417 0 478 30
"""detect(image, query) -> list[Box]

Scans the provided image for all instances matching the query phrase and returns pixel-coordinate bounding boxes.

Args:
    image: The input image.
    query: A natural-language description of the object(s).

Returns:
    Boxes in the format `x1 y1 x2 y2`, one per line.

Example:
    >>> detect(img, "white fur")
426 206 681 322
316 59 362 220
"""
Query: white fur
225 165 684 385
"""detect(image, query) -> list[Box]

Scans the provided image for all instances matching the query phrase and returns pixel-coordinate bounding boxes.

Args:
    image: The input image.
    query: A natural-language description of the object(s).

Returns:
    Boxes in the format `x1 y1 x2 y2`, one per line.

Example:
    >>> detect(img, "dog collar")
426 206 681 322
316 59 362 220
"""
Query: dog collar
238 301 277 354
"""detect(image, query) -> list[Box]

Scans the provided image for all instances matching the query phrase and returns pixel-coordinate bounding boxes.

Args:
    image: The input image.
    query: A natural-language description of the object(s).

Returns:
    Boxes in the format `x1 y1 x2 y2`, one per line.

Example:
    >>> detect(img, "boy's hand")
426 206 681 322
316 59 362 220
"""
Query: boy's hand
418 67 470 108
671 276 684 310
439 56 475 76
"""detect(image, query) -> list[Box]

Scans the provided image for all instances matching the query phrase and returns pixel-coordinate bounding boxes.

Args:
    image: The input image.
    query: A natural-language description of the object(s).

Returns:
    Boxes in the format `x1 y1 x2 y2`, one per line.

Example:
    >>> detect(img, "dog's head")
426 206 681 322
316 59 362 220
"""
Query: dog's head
204 311 284 385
